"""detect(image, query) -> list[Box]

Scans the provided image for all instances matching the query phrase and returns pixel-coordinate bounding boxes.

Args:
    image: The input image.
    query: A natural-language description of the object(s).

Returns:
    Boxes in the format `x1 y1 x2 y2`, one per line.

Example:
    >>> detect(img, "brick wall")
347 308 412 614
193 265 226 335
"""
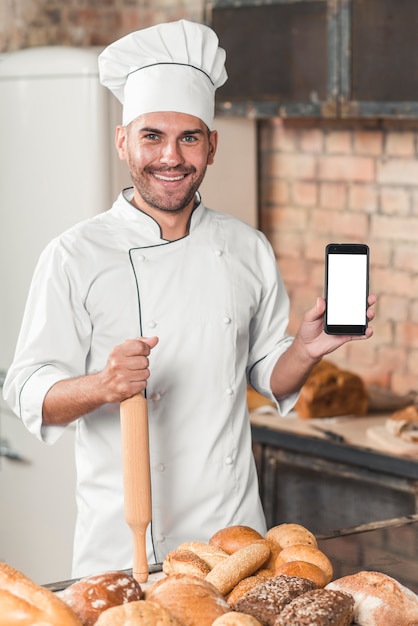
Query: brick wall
2 1 418 395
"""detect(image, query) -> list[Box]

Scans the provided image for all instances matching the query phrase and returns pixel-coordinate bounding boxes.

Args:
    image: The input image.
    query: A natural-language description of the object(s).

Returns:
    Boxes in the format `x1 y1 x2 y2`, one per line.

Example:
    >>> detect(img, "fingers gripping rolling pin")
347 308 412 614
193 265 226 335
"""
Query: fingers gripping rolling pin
120 392 151 583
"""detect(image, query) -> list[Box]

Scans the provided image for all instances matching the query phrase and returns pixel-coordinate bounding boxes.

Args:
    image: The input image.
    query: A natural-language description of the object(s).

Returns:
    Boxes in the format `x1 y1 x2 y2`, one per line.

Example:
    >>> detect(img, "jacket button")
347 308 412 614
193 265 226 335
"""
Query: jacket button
225 456 233 465
215 249 223 257
148 321 157 329
156 535 166 543
156 463 165 472
226 387 233 396
223 316 231 324
151 392 161 402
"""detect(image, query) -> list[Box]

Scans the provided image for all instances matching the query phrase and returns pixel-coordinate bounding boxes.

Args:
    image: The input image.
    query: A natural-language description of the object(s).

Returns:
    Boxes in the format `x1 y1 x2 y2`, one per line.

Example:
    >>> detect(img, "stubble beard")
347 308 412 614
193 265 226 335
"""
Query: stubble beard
132 165 207 214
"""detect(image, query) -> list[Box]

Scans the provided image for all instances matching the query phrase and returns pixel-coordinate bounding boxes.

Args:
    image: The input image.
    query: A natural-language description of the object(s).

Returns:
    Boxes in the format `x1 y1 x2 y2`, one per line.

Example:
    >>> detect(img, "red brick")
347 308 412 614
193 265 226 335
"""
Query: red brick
348 184 378 213
380 187 410 215
377 159 418 185
372 267 414 297
371 215 418 241
319 182 347 210
392 372 418 395
266 206 309 232
394 243 418 272
354 130 384 156
270 153 316 180
299 129 324 153
377 294 409 322
318 156 375 182
396 322 418 349
325 131 352 154
263 179 290 205
407 350 418 376
385 132 416 157
376 346 408 371
291 181 318 207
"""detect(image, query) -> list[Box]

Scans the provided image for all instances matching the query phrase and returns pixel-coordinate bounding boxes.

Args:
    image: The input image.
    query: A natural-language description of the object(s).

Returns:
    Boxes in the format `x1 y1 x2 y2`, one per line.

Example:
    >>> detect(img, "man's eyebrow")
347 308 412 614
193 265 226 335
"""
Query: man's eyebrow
139 126 204 136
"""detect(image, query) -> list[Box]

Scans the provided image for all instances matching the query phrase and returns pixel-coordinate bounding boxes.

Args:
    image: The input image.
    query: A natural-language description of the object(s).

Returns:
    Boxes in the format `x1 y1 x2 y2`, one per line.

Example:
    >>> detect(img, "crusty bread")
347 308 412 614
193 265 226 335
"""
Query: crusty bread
327 570 418 626
57 570 143 626
176 541 229 568
233 574 316 625
274 561 327 588
386 405 418 442
205 542 271 596
0 561 82 626
163 549 211 578
226 569 273 605
94 599 183 625
278 545 333 584
213 611 264 625
294 359 368 418
273 588 354 626
209 525 264 554
147 573 229 626
265 523 318 550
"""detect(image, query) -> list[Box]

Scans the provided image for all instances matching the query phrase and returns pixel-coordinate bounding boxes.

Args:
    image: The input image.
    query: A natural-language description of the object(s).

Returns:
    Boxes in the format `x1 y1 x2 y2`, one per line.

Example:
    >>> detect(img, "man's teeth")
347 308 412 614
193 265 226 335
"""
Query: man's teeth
154 173 185 181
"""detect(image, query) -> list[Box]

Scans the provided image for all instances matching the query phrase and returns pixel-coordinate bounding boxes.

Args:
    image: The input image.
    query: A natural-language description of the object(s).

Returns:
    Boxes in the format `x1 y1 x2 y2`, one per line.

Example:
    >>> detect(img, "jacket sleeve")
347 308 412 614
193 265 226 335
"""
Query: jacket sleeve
3 238 93 444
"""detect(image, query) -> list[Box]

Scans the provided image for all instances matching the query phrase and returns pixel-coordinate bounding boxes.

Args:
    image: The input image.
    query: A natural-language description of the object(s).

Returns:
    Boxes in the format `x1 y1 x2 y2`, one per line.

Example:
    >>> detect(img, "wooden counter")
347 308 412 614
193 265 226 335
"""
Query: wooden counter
250 409 418 534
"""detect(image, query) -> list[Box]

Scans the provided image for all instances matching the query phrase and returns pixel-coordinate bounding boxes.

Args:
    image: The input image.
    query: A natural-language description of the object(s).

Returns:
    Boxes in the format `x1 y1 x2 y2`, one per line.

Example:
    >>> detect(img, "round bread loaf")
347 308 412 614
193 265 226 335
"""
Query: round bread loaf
57 570 143 626
209 526 264 554
265 524 317 550
205 541 271 596
274 561 327 588
326 570 418 626
213 611 264 625
278 545 333 584
233 574 316 625
177 542 229 568
0 561 82 626
163 549 211 578
147 573 229 626
94 599 182 625
226 569 273 605
274 588 354 626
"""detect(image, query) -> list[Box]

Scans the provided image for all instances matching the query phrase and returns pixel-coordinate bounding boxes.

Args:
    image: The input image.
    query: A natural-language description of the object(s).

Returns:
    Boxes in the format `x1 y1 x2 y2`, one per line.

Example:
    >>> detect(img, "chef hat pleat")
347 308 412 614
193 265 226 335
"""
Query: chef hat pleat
98 19 227 129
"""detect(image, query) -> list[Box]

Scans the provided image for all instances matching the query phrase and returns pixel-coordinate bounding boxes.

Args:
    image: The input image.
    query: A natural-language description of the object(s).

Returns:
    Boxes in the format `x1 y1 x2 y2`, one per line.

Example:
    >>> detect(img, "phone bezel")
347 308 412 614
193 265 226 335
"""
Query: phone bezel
324 243 370 336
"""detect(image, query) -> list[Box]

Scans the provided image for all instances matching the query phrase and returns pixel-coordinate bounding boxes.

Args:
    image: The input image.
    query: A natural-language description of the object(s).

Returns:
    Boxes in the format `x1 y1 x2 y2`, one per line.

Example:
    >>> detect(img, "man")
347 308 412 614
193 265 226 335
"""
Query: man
3 19 375 578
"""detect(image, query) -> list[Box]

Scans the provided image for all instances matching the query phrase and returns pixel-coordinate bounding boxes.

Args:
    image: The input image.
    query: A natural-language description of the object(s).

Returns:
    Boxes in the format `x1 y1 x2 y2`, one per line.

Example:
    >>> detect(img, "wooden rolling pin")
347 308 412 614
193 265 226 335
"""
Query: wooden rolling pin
120 392 151 583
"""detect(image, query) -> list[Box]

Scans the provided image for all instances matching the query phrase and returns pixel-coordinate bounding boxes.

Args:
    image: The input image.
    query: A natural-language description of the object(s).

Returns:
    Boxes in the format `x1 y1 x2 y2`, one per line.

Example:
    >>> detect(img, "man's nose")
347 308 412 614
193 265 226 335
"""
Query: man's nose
159 141 184 166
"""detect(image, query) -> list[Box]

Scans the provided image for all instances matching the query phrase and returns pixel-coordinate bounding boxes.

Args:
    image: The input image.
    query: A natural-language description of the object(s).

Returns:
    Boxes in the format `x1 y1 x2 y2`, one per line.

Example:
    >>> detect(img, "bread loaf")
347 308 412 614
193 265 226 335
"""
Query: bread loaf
209 525 264 554
0 561 82 626
57 570 143 626
327 570 418 626
265 523 317 550
176 541 229 568
226 569 273 605
273 588 354 626
386 405 418 442
147 573 229 626
294 359 368 418
94 599 183 625
278 544 333 584
205 542 271 596
163 549 211 578
233 574 316 625
274 561 327 588
212 611 264 625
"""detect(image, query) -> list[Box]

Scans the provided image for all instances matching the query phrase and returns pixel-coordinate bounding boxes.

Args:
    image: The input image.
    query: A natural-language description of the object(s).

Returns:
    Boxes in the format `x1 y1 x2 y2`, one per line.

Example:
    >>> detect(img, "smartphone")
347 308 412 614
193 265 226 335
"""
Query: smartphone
324 243 369 335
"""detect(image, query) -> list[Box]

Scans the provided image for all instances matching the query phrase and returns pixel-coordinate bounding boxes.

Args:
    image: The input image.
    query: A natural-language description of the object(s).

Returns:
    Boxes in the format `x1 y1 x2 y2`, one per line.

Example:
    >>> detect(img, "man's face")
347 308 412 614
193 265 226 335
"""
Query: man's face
116 111 217 215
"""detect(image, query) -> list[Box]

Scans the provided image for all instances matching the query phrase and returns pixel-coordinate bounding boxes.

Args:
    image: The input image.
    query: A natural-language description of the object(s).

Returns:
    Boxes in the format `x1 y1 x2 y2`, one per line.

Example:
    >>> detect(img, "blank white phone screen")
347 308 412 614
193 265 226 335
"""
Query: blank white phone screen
327 254 367 325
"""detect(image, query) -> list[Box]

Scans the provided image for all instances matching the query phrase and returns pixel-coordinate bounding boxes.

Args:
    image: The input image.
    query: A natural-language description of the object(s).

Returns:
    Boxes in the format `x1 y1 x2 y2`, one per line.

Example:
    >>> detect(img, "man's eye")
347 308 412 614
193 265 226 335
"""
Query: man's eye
145 133 159 140
182 135 197 143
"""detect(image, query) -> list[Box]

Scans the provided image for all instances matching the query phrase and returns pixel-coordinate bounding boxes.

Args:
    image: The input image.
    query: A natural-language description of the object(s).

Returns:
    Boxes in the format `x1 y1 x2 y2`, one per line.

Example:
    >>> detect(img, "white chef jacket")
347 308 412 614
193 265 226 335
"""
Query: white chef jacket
3 189 297 578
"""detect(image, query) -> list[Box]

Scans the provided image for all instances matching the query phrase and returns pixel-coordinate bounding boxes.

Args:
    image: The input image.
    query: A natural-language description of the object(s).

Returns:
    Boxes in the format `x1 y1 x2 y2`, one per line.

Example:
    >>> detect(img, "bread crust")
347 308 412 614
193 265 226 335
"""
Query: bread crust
327 570 418 626
94 599 183 625
0 561 82 626
265 524 317 550
273 588 354 626
226 569 273 605
209 525 264 554
205 542 271 596
176 541 229 568
274 561 327 588
213 611 264 625
147 573 229 626
163 549 211 578
278 545 333 584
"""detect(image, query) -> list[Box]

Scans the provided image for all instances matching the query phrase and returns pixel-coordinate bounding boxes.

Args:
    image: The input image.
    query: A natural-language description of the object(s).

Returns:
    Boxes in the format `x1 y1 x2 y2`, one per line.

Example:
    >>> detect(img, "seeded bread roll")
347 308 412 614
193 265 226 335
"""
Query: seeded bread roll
278 545 333 584
327 570 418 626
176 542 229 568
58 570 143 626
0 561 82 626
265 524 317 550
213 611 264 625
163 549 211 578
273 588 354 626
226 569 273 605
274 561 327 588
147 573 229 626
209 526 264 554
205 542 271 596
233 574 316 625
95 599 183 625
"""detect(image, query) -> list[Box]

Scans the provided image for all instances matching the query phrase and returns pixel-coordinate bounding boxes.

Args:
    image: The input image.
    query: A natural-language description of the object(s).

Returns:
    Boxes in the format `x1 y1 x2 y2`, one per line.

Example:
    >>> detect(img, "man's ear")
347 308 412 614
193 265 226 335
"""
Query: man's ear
115 125 128 161
207 129 218 165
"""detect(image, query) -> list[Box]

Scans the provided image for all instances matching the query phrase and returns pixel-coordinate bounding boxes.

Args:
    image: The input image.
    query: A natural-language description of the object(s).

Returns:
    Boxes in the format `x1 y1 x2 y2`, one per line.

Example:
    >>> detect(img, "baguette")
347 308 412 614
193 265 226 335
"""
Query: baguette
0 561 82 626
205 542 271 596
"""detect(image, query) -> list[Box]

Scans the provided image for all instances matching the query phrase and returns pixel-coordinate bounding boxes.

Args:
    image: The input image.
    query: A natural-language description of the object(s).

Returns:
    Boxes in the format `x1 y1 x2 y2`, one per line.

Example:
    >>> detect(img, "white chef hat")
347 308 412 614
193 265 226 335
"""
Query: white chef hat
98 19 227 129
